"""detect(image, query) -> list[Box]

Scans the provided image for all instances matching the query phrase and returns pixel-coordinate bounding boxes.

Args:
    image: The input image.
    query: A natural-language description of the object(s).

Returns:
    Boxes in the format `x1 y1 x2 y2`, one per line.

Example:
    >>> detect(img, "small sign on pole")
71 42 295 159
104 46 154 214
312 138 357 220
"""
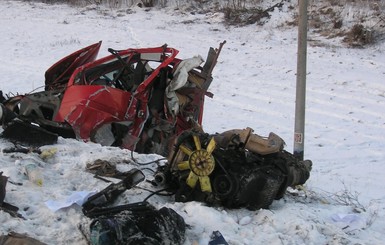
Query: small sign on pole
294 132 303 144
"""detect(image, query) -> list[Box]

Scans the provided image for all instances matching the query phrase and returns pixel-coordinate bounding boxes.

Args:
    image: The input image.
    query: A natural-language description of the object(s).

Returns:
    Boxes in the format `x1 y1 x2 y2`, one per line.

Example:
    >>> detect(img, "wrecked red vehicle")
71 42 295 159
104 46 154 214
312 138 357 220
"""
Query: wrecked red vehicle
0 41 225 155
0 41 312 211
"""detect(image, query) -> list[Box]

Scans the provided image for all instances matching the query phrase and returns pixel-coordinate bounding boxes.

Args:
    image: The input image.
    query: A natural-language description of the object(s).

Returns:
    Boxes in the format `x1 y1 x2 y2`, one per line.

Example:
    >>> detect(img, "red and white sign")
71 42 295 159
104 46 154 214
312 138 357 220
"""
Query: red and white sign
294 133 303 144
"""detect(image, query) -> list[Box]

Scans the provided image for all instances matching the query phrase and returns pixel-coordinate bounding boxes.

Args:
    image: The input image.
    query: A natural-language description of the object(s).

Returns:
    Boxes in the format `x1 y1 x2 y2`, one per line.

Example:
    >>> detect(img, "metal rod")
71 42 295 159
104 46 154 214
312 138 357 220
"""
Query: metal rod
294 0 308 161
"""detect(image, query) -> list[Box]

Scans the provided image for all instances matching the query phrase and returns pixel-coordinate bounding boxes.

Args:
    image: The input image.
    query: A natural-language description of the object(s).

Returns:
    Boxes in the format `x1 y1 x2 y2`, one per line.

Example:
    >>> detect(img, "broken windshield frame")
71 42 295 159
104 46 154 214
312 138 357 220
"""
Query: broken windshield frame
72 52 164 93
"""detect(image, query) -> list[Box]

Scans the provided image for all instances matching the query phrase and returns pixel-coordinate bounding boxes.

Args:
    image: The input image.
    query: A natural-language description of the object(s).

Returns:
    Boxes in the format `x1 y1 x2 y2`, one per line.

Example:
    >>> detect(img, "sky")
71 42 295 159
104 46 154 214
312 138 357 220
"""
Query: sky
0 0 385 244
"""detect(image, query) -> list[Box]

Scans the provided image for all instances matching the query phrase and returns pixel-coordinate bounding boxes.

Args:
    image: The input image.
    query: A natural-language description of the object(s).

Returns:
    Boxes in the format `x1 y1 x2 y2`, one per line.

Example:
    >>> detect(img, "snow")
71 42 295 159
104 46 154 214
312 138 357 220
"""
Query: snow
1 0 385 244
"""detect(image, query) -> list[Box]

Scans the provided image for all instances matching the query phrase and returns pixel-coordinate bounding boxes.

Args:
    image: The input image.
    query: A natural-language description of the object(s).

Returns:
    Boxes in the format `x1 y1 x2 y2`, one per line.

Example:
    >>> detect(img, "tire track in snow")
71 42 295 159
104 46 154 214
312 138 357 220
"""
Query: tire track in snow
307 103 385 130
305 86 385 134
121 20 142 47
308 85 385 108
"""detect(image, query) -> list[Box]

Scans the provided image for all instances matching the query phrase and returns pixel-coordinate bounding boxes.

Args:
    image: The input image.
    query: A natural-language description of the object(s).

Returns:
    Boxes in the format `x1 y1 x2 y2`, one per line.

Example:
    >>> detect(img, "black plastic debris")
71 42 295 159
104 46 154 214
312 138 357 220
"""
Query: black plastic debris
0 103 16 125
209 231 229 245
2 146 41 154
89 204 186 245
1 120 58 147
82 168 145 216
82 168 186 245
0 172 23 219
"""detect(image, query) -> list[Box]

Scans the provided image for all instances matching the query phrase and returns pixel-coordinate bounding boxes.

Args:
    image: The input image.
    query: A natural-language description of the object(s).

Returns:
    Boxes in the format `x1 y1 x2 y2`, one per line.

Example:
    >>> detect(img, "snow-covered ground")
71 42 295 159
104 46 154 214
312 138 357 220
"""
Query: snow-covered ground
1 0 385 244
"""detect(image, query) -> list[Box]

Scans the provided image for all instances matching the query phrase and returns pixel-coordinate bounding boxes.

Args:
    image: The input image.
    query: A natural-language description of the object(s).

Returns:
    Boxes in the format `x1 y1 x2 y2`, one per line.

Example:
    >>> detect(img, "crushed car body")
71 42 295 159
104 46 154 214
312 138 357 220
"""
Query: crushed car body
0 41 225 155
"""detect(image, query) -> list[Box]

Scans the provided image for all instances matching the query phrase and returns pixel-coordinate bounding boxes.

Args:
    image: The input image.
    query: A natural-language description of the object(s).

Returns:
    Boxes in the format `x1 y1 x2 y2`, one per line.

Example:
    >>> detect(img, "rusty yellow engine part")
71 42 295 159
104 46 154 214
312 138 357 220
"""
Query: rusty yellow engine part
213 127 284 155
177 134 216 192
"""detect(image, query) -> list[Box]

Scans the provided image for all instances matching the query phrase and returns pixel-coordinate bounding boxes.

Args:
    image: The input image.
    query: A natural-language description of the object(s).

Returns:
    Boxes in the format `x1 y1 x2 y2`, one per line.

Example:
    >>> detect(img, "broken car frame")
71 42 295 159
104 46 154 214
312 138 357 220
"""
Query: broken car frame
0 41 225 156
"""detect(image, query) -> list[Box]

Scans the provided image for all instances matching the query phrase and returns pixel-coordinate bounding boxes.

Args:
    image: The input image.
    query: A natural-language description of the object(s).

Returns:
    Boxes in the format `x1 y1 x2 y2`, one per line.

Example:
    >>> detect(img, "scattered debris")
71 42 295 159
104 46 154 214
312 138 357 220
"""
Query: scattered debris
39 148 57 160
24 163 44 187
45 191 96 212
2 145 41 154
86 159 119 178
86 159 137 180
82 168 145 216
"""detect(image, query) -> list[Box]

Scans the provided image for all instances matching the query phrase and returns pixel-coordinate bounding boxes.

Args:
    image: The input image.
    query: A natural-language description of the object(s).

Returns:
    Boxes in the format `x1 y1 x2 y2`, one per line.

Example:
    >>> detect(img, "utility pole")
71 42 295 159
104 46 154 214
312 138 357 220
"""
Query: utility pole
293 0 308 161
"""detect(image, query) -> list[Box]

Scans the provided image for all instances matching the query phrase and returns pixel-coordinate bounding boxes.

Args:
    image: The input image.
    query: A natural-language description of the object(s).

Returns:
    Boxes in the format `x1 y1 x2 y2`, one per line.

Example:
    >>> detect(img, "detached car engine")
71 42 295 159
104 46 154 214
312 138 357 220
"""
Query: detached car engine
156 128 312 210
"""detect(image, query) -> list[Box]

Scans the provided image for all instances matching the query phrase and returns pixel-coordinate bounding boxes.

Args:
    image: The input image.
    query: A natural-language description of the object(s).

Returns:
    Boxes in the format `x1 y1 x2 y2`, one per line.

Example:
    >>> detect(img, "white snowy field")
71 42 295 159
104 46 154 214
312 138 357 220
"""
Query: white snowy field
1 0 385 244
